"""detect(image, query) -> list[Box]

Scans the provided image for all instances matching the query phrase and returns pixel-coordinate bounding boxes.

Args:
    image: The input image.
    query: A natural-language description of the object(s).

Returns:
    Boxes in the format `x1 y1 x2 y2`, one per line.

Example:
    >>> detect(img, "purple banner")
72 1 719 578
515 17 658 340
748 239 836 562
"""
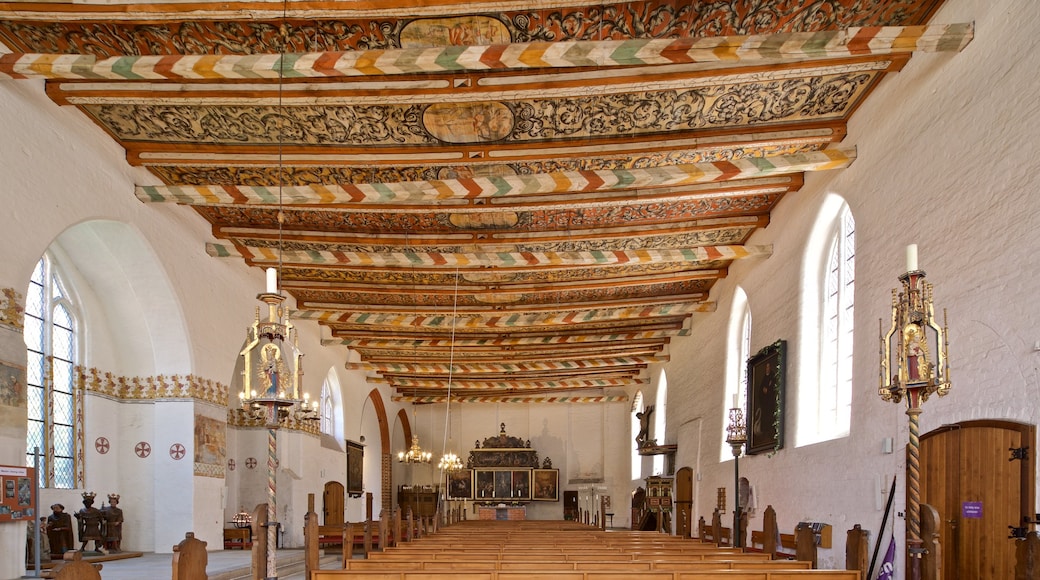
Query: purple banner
962 501 983 519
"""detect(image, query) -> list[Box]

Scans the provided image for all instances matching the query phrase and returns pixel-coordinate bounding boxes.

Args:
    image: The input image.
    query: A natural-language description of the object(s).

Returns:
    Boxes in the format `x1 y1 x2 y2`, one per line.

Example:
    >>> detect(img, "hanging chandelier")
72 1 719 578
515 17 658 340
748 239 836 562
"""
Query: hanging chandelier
438 450 463 472
399 434 432 464
438 268 463 472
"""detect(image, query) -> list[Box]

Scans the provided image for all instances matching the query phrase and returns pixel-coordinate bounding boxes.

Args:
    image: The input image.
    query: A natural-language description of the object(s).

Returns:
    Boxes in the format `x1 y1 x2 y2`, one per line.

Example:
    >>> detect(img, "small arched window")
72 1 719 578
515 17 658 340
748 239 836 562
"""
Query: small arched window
320 379 334 436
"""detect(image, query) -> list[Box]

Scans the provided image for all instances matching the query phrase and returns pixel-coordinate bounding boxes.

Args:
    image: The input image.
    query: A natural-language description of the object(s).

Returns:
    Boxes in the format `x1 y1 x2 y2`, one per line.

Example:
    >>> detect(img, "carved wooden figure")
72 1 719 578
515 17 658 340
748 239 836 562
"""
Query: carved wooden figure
73 494 105 553
102 494 124 552
47 504 75 557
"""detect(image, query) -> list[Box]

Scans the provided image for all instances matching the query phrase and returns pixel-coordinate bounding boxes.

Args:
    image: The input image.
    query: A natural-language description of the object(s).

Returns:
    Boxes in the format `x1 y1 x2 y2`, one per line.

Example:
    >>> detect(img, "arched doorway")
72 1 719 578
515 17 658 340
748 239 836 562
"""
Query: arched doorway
675 466 693 538
919 420 1036 579
322 481 345 526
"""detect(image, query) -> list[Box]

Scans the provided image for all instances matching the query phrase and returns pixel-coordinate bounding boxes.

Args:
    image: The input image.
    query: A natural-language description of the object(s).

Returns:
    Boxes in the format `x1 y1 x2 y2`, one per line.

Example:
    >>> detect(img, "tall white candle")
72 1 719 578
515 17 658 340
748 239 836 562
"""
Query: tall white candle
266 267 278 293
732 394 738 408
906 244 918 272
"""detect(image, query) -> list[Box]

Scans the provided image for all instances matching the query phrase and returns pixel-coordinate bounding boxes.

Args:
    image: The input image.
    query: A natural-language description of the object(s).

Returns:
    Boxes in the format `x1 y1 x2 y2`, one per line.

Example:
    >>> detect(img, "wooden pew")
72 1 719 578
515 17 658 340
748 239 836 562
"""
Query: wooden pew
314 571 861 580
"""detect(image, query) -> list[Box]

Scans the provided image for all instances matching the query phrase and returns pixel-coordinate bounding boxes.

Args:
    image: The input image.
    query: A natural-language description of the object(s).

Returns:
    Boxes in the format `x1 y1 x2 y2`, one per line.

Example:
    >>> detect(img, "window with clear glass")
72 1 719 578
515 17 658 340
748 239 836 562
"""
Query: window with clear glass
819 207 855 437
722 287 751 459
630 390 643 480
24 255 81 488
320 379 334 436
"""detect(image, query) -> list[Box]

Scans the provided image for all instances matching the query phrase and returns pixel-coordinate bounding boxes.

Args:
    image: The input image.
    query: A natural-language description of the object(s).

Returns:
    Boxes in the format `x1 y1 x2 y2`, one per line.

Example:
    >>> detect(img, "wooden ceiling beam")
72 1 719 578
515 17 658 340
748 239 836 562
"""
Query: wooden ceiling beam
0 25 972 81
386 377 647 389
326 320 686 345
390 395 630 404
348 355 663 373
216 244 770 270
137 149 852 206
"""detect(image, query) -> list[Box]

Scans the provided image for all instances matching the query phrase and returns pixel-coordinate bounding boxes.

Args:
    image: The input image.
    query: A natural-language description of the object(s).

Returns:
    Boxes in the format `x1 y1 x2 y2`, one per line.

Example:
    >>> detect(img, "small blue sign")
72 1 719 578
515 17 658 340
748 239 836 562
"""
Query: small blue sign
962 501 983 519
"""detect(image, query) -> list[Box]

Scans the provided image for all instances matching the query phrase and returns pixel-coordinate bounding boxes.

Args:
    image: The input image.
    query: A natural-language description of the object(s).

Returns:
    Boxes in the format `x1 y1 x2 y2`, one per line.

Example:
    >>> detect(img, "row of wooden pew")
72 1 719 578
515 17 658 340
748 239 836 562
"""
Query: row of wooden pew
310 519 860 580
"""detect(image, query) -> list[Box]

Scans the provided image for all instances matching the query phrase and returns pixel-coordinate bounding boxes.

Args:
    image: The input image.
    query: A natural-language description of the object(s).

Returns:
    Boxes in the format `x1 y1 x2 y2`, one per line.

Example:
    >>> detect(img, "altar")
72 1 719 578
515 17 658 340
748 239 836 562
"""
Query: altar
477 505 526 521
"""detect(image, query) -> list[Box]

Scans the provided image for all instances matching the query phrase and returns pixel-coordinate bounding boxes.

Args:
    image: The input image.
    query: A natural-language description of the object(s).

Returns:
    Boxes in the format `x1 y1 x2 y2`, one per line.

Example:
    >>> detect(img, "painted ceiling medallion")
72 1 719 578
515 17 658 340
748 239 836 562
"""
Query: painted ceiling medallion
400 16 510 48
448 211 521 229
424 102 515 144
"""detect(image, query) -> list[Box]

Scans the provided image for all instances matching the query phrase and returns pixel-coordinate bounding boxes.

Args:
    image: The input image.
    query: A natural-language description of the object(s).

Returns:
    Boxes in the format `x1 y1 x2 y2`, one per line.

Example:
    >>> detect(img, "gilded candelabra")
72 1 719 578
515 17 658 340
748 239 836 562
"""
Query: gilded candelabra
725 403 747 548
878 244 950 580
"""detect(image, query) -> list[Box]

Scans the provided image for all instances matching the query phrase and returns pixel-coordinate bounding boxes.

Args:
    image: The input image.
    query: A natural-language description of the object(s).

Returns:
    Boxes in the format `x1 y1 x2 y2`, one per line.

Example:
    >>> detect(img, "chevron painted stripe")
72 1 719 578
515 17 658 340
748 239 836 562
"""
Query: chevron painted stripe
210 244 771 268
392 395 629 404
296 301 715 329
137 149 854 205
391 378 646 389
325 331 675 348
0 24 973 80
347 355 666 373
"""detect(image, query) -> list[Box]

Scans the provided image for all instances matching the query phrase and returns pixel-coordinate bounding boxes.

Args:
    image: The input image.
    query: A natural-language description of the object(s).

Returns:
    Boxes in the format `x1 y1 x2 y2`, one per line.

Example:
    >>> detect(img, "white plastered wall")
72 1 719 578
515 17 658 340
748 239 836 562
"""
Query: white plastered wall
660 0 1040 570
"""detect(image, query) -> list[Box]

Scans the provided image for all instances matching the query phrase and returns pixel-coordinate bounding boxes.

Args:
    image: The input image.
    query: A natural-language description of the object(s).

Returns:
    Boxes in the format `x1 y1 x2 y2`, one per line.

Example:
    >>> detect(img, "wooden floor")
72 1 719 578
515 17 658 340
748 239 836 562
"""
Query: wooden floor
312 520 859 580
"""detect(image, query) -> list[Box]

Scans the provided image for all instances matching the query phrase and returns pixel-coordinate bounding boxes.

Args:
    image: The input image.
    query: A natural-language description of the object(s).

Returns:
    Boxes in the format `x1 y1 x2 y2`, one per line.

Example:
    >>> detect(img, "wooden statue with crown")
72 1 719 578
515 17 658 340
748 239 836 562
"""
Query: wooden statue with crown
74 492 106 553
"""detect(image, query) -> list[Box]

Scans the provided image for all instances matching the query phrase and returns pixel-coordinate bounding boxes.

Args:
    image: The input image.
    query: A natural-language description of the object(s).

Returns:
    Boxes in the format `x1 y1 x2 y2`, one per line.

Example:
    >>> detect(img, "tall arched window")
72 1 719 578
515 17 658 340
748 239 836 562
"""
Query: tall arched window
722 287 751 459
653 373 667 475
630 390 643 480
819 205 855 437
798 196 855 444
25 254 82 488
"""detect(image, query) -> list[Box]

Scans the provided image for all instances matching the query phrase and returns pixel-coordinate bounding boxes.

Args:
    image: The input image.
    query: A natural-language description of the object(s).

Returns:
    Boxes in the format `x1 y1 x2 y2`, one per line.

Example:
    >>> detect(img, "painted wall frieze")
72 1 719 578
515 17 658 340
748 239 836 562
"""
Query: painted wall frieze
78 366 229 407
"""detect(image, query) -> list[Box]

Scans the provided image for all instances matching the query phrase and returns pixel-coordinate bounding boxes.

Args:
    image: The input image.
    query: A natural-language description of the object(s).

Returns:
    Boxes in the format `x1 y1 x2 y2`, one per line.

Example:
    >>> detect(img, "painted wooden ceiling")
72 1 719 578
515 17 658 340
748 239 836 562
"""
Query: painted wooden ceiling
0 0 969 404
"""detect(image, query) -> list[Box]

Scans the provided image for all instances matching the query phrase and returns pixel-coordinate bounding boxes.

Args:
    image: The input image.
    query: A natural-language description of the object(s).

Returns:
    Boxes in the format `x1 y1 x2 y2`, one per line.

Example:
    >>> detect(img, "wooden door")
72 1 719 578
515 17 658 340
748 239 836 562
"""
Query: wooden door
323 481 345 527
675 467 694 538
919 420 1035 580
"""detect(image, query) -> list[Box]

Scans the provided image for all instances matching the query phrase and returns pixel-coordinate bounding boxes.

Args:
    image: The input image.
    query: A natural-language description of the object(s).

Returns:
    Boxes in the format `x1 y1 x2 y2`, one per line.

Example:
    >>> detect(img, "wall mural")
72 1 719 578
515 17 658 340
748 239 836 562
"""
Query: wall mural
194 415 227 478
0 288 24 331
0 362 26 409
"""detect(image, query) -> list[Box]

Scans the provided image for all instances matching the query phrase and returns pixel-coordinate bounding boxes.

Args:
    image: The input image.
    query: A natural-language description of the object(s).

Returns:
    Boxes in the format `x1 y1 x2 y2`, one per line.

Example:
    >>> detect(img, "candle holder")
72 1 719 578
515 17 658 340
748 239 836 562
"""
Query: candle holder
725 406 747 548
879 245 951 580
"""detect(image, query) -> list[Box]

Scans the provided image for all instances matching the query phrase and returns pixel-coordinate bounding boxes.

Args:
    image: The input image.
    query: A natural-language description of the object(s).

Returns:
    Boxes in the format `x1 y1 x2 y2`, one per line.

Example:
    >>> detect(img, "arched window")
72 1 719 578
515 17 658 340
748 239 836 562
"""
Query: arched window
722 287 751 459
653 373 667 475
630 390 643 480
24 254 82 488
820 205 855 437
799 196 855 444
320 379 334 436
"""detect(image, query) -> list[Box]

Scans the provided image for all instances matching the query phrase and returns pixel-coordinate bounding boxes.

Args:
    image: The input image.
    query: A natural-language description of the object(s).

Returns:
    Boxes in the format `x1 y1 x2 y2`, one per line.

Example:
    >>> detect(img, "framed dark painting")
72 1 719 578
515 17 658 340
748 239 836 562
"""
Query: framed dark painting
532 469 559 501
346 440 364 498
447 469 473 499
747 340 786 455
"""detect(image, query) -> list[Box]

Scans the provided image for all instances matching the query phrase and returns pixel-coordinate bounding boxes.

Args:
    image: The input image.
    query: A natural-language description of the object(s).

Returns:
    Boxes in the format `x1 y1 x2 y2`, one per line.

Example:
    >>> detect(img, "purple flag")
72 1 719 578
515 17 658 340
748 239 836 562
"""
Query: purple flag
877 536 896 580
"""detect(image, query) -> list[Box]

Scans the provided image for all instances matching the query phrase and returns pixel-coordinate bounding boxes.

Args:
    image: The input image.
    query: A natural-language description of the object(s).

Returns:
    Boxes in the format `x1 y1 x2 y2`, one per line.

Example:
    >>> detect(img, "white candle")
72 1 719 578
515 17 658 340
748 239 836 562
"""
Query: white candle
266 267 278 293
906 244 918 272
732 394 738 408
